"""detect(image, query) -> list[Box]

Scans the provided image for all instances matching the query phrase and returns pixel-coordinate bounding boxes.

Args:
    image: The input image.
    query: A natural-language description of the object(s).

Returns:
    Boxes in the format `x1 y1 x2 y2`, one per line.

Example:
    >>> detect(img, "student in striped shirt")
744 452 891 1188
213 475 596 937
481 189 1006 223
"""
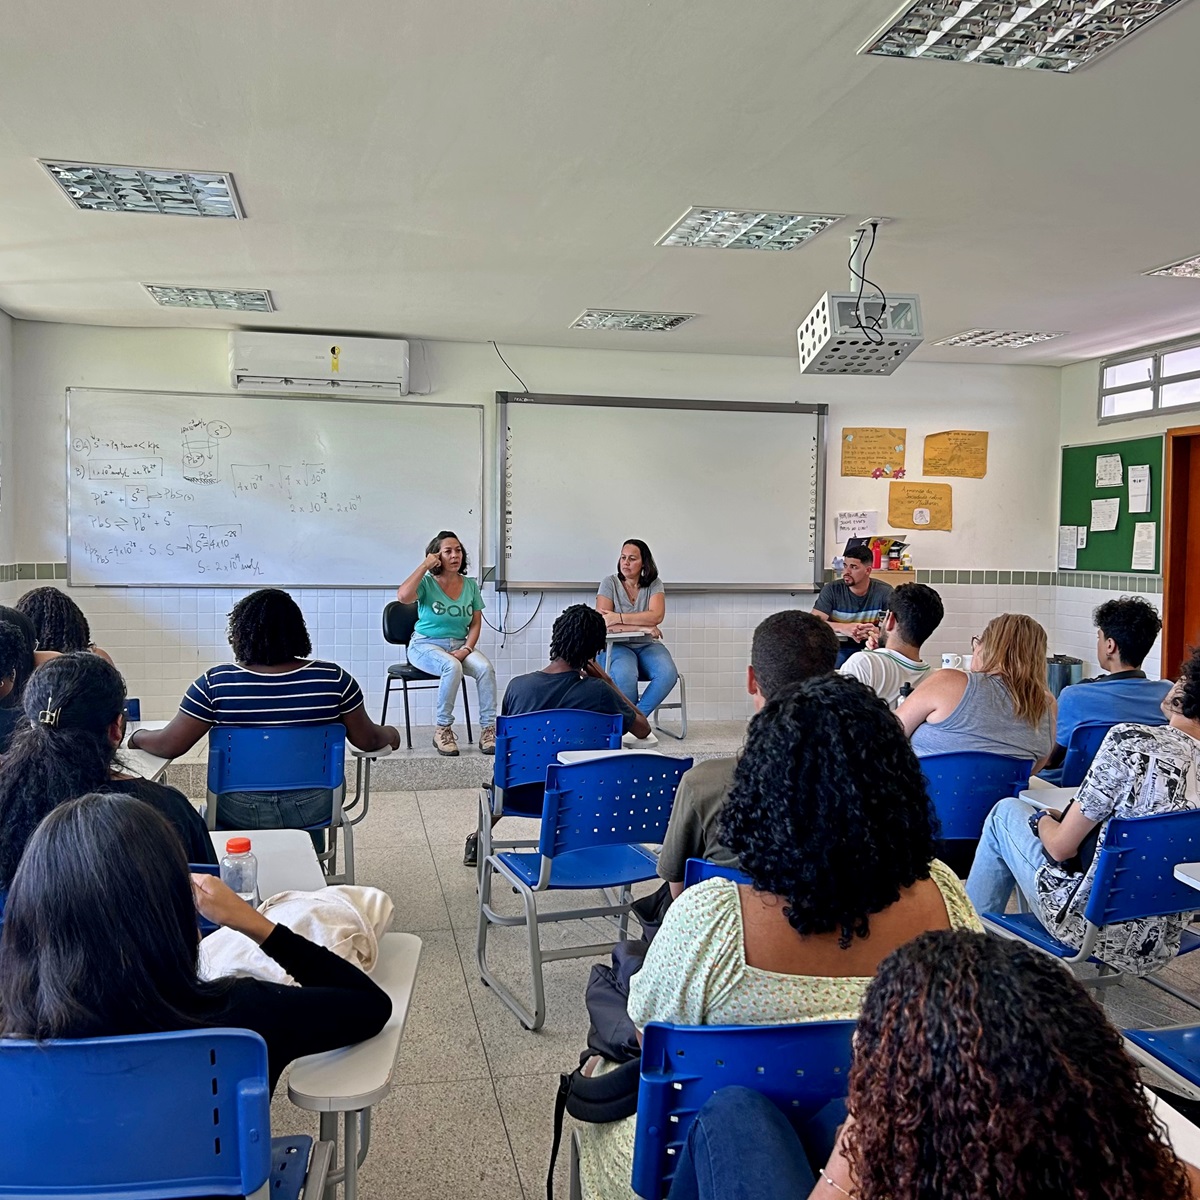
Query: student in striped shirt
130 589 399 834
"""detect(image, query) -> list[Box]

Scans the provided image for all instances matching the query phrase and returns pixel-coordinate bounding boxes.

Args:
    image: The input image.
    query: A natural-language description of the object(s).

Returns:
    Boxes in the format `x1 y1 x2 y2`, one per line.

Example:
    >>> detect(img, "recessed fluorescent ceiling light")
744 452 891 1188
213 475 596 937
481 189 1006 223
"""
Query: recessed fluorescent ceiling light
934 329 1066 348
861 0 1189 74
571 310 694 331
41 160 242 217
144 285 273 312
1145 254 1200 278
659 207 843 250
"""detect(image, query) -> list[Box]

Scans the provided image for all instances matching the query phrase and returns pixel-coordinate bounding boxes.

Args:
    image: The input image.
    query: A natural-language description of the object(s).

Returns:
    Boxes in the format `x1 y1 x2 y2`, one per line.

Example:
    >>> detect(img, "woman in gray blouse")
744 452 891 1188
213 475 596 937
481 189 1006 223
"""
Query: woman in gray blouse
595 539 679 717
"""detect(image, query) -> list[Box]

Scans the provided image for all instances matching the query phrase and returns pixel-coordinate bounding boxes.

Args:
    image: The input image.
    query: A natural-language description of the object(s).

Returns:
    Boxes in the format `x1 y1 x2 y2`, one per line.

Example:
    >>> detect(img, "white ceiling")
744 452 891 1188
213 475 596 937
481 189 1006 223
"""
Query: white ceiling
2 0 1199 365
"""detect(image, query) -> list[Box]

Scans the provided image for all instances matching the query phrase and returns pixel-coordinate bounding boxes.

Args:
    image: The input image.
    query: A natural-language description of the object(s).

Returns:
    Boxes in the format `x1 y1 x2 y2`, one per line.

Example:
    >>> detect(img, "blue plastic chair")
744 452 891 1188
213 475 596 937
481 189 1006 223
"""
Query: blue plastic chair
206 722 354 884
0 1027 327 1199
920 751 1034 841
1124 1025 1200 1102
1058 720 1120 788
983 809 1200 1006
628 1021 856 1199
682 857 751 889
476 709 625 881
477 751 692 1030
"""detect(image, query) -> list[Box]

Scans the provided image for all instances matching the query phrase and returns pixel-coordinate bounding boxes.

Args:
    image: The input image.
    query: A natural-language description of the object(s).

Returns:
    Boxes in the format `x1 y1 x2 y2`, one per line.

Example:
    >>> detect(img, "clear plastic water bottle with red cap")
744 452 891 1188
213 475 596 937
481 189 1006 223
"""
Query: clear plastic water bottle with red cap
220 837 260 907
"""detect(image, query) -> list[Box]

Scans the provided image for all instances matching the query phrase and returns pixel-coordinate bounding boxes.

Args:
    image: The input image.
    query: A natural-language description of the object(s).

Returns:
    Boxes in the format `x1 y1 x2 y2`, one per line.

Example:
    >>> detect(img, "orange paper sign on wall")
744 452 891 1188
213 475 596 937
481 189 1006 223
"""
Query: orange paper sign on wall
840 427 906 477
888 482 953 531
923 430 988 478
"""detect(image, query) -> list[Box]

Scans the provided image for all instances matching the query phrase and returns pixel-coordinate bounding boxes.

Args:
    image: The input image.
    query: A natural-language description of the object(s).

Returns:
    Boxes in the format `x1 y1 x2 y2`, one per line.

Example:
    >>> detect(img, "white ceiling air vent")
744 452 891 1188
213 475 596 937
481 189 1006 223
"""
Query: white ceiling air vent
229 332 410 398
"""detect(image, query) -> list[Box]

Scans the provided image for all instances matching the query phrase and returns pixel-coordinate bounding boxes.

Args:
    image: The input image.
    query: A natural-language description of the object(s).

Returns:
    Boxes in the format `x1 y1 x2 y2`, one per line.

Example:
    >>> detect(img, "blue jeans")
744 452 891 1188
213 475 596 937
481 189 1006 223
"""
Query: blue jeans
601 640 679 716
667 1088 818 1200
965 795 1046 916
215 788 332 852
406 635 497 728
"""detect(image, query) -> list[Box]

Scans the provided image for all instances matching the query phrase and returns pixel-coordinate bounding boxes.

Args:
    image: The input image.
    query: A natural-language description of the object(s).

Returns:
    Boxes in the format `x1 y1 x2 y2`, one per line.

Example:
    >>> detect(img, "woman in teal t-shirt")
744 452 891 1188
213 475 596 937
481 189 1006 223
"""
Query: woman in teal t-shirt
396 530 497 757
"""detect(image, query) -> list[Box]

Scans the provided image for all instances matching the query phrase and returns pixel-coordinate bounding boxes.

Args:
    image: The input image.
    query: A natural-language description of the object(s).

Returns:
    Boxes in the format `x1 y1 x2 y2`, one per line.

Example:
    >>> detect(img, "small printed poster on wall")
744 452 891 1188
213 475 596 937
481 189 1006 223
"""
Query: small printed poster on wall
922 430 989 478
888 481 953 531
840 427 906 478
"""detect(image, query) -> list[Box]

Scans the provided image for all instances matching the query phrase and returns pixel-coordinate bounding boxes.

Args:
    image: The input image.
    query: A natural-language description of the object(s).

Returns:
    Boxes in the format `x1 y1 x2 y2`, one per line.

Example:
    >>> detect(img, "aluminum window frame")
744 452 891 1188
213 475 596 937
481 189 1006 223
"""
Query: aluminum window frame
1098 332 1200 424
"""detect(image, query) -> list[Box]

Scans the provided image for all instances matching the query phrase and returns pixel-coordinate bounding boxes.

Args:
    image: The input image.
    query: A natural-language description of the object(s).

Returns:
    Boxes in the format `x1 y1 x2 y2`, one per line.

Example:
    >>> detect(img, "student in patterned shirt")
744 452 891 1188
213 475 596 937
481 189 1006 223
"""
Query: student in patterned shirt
967 645 1200 976
130 588 399 835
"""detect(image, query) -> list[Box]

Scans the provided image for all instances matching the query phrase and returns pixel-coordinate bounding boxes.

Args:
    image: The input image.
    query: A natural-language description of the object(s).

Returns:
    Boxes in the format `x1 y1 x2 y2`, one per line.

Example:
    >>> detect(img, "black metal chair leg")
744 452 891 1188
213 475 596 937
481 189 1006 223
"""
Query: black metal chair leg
402 681 414 750
462 680 474 743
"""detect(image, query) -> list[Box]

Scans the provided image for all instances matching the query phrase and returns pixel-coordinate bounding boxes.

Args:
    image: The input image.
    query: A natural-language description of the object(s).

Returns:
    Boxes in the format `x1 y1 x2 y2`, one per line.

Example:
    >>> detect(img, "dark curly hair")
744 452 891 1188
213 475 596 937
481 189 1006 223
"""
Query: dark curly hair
845 930 1192 1200
0 653 126 887
718 674 938 947
616 539 658 588
886 582 944 648
0 607 38 704
15 586 92 653
0 620 29 698
1094 596 1162 668
227 588 312 665
549 605 607 671
1169 644 1200 722
425 531 469 576
750 610 837 699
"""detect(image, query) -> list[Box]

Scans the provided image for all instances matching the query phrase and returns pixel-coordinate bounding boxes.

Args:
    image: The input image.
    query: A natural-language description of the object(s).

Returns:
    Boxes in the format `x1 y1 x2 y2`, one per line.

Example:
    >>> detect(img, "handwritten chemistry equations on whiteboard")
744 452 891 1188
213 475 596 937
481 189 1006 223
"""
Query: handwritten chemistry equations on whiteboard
66 389 483 587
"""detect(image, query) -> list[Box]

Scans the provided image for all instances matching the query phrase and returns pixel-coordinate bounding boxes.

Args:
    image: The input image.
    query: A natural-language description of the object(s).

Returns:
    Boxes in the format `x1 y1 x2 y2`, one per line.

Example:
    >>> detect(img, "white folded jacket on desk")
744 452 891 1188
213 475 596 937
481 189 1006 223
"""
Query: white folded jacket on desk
199 885 394 984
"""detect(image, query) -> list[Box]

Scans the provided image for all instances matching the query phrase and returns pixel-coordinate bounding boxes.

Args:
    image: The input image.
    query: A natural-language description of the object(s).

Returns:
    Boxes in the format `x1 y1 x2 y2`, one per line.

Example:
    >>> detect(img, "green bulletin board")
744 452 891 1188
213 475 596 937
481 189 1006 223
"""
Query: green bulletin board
1059 435 1163 573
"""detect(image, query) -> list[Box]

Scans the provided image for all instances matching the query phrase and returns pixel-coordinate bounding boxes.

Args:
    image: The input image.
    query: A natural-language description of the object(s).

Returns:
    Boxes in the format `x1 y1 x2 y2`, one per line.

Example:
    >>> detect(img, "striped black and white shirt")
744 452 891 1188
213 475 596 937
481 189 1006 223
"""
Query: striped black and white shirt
180 660 364 727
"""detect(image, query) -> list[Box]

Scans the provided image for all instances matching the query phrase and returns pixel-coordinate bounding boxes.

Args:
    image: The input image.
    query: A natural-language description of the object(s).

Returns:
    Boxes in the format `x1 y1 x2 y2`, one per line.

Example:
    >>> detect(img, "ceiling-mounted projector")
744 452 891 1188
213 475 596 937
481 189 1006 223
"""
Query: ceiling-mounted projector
797 222 922 376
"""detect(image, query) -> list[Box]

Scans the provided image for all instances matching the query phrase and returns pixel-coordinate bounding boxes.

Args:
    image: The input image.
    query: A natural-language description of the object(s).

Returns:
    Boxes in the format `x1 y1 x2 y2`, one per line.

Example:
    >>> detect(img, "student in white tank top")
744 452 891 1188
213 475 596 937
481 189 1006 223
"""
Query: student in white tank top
839 582 943 710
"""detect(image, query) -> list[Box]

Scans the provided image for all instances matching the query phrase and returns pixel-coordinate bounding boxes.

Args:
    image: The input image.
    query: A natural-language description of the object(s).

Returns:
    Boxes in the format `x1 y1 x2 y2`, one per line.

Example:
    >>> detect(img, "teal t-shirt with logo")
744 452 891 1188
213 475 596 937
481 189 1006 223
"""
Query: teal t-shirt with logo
414 573 485 639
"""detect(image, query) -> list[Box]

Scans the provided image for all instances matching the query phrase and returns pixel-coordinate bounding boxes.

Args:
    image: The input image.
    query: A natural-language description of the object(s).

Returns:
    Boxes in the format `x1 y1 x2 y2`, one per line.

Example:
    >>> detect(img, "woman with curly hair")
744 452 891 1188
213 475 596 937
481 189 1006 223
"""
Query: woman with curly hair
899 611 1056 770
575 675 981 1200
15 586 113 663
967 643 1200 976
665 930 1198 1200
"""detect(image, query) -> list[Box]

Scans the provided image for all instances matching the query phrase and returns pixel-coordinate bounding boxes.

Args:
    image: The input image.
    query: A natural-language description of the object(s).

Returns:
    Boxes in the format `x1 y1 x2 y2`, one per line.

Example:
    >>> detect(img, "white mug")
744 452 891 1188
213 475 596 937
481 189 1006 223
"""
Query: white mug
941 653 965 669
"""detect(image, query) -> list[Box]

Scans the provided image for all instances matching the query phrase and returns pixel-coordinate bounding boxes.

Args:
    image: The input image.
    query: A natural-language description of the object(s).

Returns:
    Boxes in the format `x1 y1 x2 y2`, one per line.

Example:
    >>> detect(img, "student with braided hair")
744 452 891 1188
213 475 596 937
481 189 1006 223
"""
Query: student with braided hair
461 604 649 866
15 585 113 663
0 653 215 901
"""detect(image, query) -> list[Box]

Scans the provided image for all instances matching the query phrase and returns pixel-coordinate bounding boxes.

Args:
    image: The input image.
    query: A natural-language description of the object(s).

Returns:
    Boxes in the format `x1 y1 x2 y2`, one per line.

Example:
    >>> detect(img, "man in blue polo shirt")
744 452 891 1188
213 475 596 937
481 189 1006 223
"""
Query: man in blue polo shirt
1040 595 1171 782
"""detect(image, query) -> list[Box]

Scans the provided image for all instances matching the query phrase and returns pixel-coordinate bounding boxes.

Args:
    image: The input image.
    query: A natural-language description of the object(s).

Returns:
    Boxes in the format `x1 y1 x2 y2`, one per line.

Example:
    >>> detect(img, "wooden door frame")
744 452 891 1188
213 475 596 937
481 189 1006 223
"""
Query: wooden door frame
1162 425 1200 678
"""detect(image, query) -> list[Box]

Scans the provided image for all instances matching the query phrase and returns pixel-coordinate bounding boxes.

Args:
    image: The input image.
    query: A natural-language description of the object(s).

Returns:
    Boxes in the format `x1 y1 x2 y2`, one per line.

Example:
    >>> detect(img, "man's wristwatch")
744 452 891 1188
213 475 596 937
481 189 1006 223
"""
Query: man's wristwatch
1027 808 1049 838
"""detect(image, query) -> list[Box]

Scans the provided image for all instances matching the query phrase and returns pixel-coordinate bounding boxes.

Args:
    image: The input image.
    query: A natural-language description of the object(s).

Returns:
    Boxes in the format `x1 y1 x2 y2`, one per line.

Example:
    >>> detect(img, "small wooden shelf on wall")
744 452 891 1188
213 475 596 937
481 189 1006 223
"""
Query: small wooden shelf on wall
874 570 917 587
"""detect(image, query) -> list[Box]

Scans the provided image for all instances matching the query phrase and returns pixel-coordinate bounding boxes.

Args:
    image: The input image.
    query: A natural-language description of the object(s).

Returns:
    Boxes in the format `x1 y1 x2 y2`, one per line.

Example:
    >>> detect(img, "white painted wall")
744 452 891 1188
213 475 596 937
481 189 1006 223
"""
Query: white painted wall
9 321 1068 720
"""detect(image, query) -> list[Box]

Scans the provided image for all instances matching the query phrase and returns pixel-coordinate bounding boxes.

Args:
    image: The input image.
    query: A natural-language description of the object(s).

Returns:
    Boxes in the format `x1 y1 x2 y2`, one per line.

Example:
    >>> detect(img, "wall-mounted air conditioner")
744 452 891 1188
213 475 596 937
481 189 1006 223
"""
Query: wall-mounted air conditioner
229 332 410 398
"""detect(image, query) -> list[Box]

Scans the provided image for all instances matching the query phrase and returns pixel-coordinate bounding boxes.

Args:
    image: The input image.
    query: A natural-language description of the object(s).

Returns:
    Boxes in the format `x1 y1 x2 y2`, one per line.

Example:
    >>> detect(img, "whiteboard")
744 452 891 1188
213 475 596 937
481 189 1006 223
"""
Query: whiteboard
498 394 825 590
67 389 483 587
